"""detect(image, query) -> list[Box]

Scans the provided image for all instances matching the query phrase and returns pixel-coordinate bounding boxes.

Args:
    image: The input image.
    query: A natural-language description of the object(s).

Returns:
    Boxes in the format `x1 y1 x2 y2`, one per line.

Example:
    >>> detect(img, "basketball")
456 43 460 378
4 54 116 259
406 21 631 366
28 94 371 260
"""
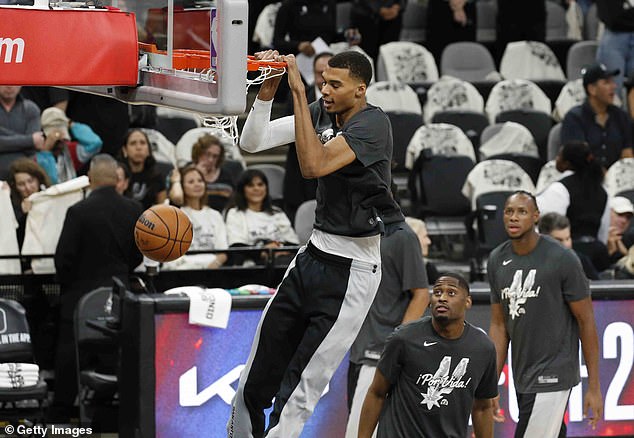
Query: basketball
134 204 193 262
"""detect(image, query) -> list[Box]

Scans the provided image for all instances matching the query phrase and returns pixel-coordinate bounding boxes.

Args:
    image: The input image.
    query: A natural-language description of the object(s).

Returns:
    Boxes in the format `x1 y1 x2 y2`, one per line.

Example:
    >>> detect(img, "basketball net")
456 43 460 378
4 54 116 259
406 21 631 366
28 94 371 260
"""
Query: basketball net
139 44 286 148
201 60 287 148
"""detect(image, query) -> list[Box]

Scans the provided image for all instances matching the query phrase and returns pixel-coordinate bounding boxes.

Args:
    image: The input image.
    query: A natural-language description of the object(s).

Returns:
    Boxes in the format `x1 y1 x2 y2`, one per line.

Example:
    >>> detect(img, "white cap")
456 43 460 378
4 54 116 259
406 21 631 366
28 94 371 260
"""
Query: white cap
611 196 634 215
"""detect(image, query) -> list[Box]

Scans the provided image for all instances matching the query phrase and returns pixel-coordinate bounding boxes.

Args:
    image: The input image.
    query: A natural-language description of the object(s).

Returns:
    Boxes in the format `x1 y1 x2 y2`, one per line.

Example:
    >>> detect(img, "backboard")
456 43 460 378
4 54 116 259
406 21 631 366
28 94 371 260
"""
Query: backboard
79 0 249 116
0 0 249 116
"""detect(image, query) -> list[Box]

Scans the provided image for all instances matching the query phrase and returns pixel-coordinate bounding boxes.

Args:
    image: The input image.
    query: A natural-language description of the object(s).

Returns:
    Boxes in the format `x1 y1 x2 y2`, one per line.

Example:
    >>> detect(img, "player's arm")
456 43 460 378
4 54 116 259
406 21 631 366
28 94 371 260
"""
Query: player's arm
488 302 509 423
358 368 390 438
284 55 357 178
471 398 494 438
488 303 509 378
239 50 295 153
568 297 603 429
401 287 429 323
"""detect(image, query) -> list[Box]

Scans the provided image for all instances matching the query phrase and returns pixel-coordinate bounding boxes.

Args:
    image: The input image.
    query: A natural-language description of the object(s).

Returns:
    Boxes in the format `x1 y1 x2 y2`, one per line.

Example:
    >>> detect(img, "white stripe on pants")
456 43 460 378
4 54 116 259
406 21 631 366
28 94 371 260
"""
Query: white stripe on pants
521 389 570 438
265 259 382 438
345 364 378 438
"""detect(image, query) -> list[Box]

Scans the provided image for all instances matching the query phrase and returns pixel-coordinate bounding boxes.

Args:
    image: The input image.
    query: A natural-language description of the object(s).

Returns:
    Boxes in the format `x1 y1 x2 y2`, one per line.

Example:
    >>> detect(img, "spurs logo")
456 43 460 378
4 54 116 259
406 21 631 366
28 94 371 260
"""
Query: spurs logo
417 356 471 410
501 269 541 319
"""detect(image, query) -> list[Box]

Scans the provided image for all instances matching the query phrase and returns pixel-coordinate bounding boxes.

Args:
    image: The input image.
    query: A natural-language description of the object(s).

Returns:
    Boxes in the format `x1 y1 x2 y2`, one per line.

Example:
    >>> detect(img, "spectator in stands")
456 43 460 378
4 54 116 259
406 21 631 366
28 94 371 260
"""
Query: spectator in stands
596 0 634 92
608 196 634 262
51 154 142 423
561 62 634 169
283 52 332 222
66 92 130 157
538 212 600 280
225 168 299 266
119 128 167 209
537 141 611 273
426 0 477 64
496 0 546 61
169 133 234 212
351 0 404 60
164 165 228 270
273 0 338 57
404 216 439 283
115 162 131 195
6 158 50 249
0 86 44 180
36 107 102 184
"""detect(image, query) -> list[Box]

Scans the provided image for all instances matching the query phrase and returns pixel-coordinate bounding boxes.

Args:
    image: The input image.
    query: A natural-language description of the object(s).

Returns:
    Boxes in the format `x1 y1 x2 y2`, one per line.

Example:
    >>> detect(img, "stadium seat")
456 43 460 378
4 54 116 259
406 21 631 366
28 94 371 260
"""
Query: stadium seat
545 0 568 41
495 109 554 160
386 112 424 173
74 287 118 428
431 110 489 157
400 0 427 43
294 199 317 244
547 123 562 161
376 42 438 83
440 42 499 82
567 41 598 80
0 299 48 426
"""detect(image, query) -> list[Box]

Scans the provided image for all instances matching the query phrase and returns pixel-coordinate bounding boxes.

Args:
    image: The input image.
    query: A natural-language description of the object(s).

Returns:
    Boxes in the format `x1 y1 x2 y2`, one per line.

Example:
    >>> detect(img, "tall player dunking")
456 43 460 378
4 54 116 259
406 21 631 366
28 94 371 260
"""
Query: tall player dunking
227 51 404 438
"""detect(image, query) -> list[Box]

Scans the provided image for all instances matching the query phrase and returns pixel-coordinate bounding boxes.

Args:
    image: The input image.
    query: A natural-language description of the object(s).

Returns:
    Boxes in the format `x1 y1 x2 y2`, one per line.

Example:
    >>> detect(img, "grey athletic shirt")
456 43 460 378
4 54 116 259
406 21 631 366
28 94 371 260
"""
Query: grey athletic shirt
350 221 428 365
308 99 404 237
487 236 590 393
377 317 498 438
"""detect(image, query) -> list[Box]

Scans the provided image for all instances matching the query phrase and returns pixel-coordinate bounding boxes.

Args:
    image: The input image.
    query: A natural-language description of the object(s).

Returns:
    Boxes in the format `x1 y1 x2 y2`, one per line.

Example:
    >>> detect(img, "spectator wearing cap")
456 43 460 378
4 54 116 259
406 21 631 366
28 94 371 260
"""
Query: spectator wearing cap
608 196 634 261
37 107 102 184
561 62 634 170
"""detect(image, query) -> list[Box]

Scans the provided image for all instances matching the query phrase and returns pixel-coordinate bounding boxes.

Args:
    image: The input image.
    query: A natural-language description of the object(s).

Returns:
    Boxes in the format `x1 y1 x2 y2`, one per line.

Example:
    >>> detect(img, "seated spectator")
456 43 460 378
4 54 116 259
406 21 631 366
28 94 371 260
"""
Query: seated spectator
6 158 50 249
608 196 634 262
225 169 299 266
119 128 168 209
169 134 234 211
115 162 131 196
404 216 439 283
538 212 599 280
0 86 44 179
351 0 403 60
163 165 228 270
36 107 102 184
537 141 611 272
561 63 634 170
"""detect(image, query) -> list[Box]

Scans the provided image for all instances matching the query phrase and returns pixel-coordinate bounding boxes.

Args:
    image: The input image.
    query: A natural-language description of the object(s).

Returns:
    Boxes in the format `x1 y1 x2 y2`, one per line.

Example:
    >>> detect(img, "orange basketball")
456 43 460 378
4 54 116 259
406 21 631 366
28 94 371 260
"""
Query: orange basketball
134 204 193 262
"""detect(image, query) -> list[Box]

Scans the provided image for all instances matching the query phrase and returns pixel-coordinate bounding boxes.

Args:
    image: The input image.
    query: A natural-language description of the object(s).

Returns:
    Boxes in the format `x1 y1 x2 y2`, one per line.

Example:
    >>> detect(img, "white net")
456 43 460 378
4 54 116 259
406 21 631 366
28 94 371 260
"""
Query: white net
199 64 286 147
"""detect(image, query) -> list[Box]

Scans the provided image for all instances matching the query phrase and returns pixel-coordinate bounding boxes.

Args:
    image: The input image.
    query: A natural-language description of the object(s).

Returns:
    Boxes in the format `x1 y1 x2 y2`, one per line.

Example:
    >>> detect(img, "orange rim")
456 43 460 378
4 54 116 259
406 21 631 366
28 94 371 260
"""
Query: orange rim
139 44 287 72
247 55 287 71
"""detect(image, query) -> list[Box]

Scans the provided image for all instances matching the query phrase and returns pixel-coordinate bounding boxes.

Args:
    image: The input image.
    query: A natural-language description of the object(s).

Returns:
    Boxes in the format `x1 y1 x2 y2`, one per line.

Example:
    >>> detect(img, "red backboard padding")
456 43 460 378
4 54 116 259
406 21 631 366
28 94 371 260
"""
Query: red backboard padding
0 8 138 86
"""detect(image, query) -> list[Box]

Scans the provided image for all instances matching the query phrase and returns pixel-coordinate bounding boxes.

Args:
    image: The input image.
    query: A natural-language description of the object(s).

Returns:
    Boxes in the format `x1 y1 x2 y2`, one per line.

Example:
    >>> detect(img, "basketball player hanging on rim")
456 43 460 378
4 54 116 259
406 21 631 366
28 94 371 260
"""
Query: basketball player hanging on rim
227 50 404 438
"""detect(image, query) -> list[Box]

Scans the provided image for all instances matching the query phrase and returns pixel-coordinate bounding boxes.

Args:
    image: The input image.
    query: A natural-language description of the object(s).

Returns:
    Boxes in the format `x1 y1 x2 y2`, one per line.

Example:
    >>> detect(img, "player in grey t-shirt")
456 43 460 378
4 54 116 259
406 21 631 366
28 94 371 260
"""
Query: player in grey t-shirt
359 273 498 438
488 191 603 437
345 220 429 438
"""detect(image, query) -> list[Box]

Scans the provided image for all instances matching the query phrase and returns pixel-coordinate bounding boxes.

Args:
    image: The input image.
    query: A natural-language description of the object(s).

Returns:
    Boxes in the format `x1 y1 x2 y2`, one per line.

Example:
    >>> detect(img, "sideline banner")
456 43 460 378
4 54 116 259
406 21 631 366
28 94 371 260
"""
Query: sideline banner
0 7 138 86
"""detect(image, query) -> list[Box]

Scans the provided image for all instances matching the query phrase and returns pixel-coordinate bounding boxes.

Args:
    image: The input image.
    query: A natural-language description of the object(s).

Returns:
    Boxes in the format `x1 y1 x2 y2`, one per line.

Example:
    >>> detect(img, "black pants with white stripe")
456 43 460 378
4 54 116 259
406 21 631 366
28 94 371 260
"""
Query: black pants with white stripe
228 242 381 438
515 389 571 438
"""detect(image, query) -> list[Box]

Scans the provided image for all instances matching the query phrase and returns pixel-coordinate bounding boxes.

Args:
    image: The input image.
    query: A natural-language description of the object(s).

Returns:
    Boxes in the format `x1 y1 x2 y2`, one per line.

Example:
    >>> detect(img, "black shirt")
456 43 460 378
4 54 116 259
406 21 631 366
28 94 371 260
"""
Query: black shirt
377 317 498 438
308 100 403 237
561 100 632 169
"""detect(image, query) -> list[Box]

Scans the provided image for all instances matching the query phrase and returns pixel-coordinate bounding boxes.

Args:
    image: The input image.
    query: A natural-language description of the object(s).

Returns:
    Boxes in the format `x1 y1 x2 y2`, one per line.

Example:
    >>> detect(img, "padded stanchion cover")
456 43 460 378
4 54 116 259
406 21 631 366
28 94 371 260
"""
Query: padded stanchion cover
0 8 138 86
